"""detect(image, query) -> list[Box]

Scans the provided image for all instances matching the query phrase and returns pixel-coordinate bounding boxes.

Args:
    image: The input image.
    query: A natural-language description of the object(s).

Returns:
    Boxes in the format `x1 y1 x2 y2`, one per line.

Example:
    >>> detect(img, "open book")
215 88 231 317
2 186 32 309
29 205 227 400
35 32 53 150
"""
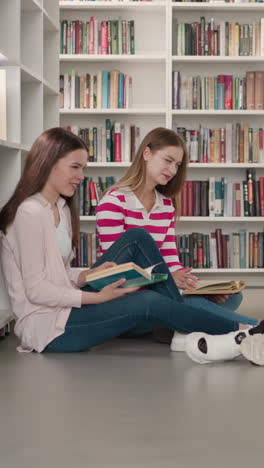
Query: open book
182 279 246 295
85 262 168 290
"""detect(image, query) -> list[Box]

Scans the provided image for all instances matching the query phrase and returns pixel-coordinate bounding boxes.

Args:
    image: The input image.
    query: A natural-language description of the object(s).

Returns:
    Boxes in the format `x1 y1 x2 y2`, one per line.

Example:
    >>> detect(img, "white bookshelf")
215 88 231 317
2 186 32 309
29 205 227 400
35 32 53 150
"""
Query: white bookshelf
0 0 59 330
59 0 264 287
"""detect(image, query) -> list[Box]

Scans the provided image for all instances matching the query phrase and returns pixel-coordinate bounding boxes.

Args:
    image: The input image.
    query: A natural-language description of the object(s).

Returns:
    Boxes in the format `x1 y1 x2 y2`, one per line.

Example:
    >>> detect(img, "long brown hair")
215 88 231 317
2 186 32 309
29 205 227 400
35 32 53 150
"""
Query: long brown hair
0 127 88 247
110 127 188 214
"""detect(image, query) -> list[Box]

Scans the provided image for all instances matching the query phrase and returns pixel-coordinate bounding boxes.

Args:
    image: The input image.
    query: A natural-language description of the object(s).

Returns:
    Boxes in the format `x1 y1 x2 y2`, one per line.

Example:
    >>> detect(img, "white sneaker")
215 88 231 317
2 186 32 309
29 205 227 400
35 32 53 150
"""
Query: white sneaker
170 331 187 352
185 331 243 364
240 334 264 366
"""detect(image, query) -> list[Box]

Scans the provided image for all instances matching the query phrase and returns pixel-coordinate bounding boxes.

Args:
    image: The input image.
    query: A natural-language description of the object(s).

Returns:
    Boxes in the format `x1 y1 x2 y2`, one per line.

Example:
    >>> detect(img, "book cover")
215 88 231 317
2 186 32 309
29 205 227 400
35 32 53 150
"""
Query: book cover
85 262 168 290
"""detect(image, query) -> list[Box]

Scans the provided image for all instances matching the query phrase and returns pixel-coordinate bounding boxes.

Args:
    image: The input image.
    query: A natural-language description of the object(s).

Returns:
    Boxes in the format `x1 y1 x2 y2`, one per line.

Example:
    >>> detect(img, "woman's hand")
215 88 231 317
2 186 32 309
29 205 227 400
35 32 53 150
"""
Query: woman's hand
172 268 199 290
77 261 116 288
96 278 140 303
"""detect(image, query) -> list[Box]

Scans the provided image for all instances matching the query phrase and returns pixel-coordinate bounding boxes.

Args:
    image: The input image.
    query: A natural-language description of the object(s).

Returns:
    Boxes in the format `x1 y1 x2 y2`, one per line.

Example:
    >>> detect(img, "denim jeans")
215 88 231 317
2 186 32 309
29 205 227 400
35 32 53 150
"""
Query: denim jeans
45 228 252 353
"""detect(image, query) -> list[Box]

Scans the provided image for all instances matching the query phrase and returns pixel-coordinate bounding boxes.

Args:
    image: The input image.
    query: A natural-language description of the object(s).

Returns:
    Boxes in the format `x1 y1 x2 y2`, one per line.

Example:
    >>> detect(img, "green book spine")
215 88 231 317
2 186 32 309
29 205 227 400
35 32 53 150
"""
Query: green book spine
130 20 135 55
105 118 112 162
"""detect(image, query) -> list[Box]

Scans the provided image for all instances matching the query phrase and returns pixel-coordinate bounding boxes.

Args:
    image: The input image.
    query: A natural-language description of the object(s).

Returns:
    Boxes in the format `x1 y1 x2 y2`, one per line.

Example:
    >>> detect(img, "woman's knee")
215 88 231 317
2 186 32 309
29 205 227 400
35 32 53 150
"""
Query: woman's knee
122 227 154 244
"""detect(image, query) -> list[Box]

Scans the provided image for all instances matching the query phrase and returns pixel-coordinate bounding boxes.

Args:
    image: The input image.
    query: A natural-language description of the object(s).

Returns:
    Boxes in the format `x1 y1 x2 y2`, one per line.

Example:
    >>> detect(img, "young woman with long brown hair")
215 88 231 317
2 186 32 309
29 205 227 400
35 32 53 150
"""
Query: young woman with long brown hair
0 127 263 365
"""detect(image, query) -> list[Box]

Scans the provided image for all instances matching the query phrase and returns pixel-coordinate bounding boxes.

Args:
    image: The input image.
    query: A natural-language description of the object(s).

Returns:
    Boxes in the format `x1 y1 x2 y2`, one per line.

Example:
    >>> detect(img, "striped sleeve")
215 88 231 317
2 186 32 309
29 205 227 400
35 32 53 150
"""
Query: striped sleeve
160 218 184 273
96 191 126 254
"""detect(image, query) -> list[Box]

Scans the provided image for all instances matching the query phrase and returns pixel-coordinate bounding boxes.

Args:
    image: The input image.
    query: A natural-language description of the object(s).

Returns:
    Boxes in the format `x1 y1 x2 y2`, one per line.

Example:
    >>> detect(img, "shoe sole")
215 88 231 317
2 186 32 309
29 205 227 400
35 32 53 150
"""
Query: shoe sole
240 334 264 366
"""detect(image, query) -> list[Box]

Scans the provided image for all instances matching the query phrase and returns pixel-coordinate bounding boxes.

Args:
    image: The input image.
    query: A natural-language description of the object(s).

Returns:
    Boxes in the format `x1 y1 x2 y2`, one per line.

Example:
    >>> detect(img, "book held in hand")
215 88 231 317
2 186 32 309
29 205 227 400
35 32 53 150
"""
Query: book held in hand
85 262 168 290
182 279 246 296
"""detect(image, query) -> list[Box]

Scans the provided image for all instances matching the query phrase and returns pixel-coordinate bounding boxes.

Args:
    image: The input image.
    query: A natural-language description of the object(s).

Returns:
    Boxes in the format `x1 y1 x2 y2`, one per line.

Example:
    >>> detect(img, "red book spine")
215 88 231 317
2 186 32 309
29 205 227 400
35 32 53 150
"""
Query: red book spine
181 182 188 216
196 23 201 55
224 75 233 109
89 16 95 54
114 123 122 162
235 183 241 217
187 181 193 216
101 21 108 55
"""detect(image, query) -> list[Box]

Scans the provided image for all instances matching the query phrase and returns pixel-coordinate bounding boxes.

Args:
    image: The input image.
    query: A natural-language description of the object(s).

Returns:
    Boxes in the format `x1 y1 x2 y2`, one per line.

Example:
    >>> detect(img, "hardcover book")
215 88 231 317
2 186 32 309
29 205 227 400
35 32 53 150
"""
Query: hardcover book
85 262 168 290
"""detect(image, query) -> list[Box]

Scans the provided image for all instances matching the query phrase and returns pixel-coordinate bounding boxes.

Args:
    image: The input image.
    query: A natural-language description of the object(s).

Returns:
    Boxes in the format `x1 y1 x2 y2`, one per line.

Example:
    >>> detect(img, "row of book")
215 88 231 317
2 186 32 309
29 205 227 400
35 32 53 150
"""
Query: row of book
174 18 264 56
72 232 99 268
175 124 264 163
68 121 140 162
76 176 116 216
72 229 264 269
60 18 135 55
172 71 264 110
181 172 264 217
177 229 264 269
60 69 133 109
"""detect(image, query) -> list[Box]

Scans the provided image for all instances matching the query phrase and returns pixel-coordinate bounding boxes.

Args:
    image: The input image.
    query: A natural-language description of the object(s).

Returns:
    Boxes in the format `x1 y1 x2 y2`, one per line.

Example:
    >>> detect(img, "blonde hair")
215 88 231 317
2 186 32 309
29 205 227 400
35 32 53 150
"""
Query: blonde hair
110 127 188 214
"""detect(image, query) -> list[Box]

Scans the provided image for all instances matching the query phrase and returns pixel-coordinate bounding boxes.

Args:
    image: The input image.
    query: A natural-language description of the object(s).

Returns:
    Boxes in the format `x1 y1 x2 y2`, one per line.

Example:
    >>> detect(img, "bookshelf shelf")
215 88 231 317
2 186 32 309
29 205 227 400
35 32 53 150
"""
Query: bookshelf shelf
80 215 264 223
171 2 264 11
193 269 264 274
172 110 264 115
188 163 264 169
60 54 166 63
60 108 166 115
87 162 131 168
0 139 29 152
21 64 43 84
172 57 264 63
80 216 96 222
180 217 264 222
59 1 166 11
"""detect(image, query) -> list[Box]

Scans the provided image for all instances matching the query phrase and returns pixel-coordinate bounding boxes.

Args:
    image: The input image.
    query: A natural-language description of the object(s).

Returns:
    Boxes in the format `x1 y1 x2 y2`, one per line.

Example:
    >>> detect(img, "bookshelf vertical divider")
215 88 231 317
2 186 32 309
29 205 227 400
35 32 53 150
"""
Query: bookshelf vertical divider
0 0 59 329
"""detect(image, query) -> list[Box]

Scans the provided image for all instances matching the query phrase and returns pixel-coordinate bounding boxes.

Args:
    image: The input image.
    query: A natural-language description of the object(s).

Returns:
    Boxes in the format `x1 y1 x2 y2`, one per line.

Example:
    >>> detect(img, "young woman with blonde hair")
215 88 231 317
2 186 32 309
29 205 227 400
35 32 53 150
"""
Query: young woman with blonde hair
96 127 264 363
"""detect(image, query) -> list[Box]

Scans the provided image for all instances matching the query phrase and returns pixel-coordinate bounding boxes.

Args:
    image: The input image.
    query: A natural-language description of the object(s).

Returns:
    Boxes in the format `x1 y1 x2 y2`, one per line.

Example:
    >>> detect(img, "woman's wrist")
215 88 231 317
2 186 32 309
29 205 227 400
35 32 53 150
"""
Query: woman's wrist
81 291 100 305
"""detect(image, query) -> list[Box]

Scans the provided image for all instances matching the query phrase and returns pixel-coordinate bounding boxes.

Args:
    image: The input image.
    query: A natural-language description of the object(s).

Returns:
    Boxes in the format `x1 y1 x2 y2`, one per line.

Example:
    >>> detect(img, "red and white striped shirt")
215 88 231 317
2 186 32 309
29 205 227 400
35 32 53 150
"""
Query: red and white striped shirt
96 188 183 272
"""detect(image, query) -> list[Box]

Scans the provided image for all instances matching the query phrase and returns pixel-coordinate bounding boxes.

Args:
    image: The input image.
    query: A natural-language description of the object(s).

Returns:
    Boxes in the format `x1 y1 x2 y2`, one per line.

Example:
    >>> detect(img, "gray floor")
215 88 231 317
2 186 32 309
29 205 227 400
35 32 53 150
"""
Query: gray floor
1 334 264 468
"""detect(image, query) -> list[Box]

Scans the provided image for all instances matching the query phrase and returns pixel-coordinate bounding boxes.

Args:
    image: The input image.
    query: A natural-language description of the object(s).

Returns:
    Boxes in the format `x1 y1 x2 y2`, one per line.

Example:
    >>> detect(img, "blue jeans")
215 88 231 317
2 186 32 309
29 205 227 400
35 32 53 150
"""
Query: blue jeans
126 291 256 337
45 228 254 353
